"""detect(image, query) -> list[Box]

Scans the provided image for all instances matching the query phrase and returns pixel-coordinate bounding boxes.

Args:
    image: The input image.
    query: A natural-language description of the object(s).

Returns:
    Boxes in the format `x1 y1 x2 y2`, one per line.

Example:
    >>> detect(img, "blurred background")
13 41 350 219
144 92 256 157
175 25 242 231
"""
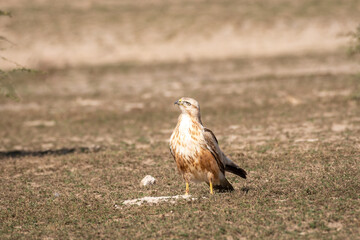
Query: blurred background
1 0 360 69
0 0 360 151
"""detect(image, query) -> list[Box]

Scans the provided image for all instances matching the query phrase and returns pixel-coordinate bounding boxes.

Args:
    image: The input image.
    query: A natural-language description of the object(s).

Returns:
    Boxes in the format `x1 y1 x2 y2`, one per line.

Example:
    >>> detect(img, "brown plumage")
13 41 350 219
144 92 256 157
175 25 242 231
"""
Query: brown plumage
169 97 247 194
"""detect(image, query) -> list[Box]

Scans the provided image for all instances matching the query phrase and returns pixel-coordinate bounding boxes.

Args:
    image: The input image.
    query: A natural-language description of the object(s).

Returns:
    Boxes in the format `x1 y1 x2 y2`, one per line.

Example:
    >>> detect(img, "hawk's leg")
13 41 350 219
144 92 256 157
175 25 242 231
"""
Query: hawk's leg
207 173 215 195
185 182 189 195
209 181 214 195
183 174 190 195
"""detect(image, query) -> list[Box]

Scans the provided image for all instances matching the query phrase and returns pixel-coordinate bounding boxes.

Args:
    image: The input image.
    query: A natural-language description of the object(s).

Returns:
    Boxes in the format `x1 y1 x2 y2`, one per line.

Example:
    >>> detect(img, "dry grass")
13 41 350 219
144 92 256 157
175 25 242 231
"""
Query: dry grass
1 51 360 239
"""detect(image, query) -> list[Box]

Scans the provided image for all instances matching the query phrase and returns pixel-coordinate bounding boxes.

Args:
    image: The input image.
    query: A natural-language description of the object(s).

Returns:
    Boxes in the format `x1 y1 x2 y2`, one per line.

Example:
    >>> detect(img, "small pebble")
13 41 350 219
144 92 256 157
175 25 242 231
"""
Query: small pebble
140 175 156 187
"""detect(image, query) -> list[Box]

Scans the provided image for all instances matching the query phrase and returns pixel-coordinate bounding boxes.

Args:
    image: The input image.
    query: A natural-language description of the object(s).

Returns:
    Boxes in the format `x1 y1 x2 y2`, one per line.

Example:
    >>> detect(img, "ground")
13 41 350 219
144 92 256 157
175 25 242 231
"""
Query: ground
1 1 360 239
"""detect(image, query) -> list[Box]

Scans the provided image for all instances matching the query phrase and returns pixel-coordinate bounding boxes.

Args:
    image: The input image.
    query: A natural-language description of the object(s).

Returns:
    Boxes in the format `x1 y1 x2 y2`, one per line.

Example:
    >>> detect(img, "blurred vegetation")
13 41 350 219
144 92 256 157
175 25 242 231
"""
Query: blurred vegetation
0 10 11 17
0 10 34 101
348 24 360 56
0 70 19 100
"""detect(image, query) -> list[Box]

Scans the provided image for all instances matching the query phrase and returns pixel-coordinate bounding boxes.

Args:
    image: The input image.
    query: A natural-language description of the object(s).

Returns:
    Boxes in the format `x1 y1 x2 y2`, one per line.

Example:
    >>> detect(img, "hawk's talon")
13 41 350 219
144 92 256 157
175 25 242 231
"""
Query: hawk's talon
185 182 189 195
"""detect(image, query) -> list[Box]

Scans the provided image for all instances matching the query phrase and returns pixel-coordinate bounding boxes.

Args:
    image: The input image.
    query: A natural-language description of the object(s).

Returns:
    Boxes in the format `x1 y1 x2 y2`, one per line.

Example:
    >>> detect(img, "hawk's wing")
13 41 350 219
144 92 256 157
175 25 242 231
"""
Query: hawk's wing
169 143 175 160
204 127 247 179
203 127 225 174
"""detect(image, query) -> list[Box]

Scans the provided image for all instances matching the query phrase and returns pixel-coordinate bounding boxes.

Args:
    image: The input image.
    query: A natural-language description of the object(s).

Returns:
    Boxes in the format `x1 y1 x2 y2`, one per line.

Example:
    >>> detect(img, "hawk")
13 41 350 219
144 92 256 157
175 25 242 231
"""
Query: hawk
169 97 247 195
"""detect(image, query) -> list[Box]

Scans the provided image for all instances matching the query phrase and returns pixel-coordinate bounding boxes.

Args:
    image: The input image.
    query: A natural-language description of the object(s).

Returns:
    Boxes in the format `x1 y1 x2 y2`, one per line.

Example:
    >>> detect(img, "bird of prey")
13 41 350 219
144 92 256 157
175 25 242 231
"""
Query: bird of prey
169 97 247 195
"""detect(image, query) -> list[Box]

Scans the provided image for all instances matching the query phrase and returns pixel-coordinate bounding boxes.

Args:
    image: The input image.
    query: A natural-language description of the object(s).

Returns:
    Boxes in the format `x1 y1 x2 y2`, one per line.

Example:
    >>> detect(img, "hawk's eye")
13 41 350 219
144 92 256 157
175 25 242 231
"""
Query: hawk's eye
184 101 191 106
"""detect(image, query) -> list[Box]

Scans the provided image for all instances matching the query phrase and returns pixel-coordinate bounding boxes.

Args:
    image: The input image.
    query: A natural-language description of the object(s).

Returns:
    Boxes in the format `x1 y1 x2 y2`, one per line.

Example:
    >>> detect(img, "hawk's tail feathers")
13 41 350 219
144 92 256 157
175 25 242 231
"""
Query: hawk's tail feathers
225 164 247 179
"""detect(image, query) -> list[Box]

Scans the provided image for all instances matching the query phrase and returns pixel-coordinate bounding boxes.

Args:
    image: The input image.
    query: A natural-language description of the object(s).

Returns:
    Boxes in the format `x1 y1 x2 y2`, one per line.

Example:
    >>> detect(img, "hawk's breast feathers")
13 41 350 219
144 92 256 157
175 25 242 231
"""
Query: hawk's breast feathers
170 114 224 183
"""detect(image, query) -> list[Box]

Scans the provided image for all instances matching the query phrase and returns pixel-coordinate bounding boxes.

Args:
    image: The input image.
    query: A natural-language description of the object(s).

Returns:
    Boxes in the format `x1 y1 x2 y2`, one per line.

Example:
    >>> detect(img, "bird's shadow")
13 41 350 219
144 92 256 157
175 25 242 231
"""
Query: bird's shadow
240 186 251 194
214 186 252 194
0 147 101 159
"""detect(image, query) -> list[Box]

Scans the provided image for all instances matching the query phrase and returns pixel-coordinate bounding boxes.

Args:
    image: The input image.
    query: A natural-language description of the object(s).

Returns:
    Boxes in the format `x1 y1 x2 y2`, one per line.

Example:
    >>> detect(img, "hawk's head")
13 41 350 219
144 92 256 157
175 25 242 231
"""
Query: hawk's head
174 97 200 117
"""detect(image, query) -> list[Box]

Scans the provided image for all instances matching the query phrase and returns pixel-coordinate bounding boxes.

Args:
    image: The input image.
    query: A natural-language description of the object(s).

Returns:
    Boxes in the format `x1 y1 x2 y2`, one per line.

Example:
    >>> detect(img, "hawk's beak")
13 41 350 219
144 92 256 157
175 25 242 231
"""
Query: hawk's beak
174 100 180 105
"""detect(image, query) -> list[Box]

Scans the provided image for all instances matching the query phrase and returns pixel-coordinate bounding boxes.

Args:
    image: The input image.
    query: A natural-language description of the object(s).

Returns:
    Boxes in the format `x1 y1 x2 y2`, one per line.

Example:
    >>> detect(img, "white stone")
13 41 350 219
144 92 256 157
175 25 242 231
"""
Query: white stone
140 175 156 187
123 195 196 206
